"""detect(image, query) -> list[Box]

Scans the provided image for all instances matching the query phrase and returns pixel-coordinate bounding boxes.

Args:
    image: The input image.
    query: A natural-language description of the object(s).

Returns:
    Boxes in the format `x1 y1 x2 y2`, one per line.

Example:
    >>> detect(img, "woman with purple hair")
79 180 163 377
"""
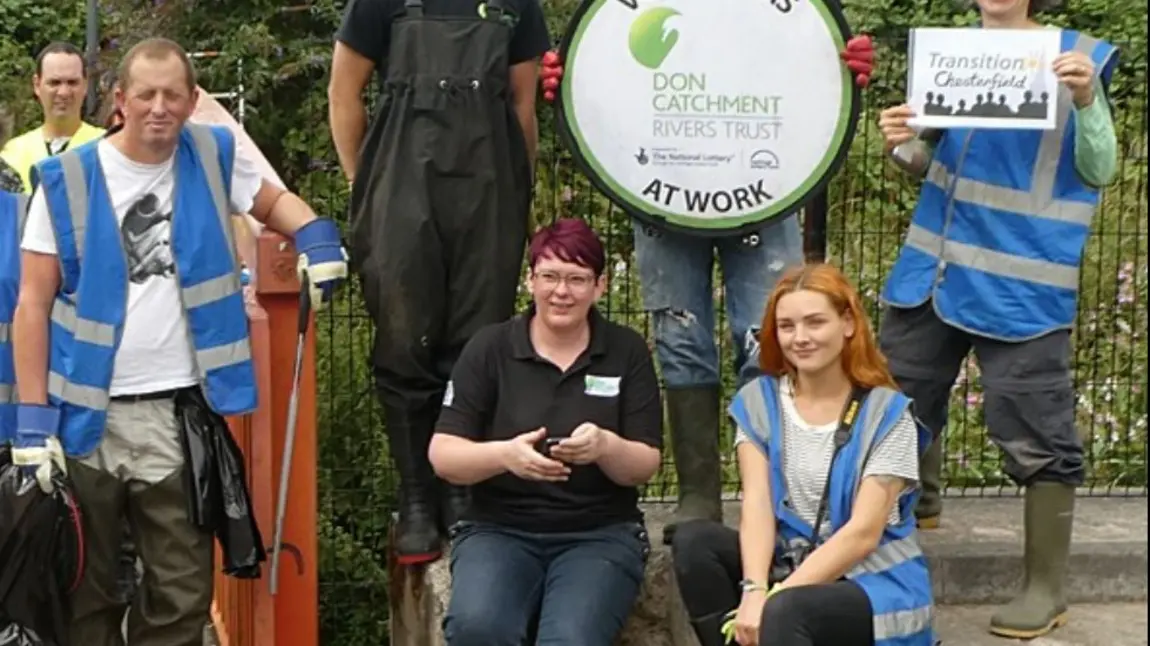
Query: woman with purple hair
429 218 664 646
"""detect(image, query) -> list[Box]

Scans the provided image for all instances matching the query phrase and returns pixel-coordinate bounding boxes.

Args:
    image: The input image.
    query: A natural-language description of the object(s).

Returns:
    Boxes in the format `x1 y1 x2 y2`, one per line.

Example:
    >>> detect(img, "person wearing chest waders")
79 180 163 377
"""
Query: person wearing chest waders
877 0 1118 638
329 0 550 565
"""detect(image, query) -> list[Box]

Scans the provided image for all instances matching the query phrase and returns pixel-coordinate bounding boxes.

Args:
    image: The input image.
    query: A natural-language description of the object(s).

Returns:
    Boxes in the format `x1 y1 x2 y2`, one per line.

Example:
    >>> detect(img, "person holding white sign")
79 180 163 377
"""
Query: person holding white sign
875 0 1118 639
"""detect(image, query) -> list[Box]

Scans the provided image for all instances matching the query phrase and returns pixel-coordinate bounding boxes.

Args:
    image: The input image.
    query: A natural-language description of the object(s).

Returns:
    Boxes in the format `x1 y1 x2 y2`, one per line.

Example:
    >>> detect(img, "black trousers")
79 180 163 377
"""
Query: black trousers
672 520 875 646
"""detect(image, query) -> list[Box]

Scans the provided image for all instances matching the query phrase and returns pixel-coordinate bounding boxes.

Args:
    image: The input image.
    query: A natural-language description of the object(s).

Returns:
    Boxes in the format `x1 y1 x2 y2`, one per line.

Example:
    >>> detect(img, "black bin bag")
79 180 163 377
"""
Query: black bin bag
175 389 266 579
0 446 85 646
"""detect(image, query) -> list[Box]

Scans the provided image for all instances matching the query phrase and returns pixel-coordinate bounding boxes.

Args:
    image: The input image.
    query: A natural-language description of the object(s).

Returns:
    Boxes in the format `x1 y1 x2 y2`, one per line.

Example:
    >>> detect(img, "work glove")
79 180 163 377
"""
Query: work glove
840 35 876 88
294 218 348 310
540 50 563 103
11 404 66 494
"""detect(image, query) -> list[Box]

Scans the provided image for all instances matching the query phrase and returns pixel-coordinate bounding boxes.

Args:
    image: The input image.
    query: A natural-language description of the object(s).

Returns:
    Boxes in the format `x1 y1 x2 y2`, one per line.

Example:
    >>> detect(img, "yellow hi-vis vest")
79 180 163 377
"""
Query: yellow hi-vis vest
0 122 105 193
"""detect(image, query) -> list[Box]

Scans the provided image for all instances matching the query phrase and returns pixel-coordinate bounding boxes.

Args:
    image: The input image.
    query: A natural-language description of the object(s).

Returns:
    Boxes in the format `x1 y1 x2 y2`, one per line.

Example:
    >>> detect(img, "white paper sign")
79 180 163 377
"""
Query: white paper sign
556 0 860 234
907 27 1061 130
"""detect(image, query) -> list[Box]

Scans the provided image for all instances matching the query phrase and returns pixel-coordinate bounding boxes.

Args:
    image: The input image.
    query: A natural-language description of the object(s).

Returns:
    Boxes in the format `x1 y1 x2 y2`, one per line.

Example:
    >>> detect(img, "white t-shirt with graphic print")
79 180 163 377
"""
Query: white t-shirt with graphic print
21 138 264 396
734 377 921 528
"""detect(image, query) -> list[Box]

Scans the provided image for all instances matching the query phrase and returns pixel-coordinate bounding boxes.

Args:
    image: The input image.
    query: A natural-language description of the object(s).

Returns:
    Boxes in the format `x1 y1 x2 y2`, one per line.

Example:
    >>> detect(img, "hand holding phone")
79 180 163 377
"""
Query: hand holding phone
499 428 571 482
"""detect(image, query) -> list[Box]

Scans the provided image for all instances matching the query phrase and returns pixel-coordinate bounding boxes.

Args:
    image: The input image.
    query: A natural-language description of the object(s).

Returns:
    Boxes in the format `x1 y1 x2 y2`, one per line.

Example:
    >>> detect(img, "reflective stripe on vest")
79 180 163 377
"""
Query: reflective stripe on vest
883 30 1118 341
37 124 255 455
729 378 936 646
1 191 28 436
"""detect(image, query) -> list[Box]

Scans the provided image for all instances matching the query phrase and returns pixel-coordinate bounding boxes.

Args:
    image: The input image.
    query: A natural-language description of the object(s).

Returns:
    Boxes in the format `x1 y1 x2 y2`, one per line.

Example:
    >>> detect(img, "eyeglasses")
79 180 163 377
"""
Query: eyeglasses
533 270 596 291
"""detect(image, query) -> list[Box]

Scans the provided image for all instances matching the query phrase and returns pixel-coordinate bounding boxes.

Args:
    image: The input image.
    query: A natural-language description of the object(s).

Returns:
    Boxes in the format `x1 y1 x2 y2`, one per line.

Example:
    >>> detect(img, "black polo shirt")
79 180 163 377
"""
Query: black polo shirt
436 307 663 533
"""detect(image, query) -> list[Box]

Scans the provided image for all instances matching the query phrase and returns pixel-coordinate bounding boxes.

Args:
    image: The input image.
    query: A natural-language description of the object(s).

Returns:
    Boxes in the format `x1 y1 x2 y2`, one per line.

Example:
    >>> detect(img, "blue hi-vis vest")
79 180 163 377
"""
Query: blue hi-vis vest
0 190 29 442
730 377 936 646
882 29 1118 341
33 124 256 456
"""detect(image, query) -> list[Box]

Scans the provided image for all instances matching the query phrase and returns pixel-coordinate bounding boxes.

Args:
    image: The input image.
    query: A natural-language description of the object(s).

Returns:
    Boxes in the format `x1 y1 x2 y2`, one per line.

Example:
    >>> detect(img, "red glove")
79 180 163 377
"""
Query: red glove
839 35 875 88
540 50 564 102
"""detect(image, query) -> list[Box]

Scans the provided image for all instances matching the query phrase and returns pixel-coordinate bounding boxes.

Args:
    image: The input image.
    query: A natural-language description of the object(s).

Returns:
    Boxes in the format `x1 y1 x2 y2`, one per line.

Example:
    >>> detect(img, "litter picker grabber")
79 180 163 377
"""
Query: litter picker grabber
269 270 310 595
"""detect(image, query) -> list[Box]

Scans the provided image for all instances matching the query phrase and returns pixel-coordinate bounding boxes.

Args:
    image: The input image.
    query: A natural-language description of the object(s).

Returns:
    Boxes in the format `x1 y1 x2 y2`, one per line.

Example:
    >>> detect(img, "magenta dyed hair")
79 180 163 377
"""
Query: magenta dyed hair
528 218 606 277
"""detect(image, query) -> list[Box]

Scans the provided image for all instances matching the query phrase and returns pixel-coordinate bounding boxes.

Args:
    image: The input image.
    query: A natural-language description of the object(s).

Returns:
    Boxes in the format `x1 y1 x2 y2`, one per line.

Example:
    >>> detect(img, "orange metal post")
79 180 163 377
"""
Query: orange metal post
212 228 318 646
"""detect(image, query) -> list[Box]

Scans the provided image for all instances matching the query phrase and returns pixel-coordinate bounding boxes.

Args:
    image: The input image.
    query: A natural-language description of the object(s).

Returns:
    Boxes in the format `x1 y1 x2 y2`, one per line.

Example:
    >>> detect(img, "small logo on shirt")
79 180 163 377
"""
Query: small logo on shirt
584 375 621 398
443 381 455 407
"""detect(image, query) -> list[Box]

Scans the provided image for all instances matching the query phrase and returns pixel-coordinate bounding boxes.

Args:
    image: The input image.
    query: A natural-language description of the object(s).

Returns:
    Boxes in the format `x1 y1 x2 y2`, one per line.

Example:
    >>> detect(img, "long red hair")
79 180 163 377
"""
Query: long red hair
759 263 896 390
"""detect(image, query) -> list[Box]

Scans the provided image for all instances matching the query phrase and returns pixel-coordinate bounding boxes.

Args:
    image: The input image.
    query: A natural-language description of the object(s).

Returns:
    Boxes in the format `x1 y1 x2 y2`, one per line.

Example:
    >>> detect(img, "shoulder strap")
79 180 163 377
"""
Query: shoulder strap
183 124 240 268
34 150 89 293
810 387 868 544
184 123 234 215
729 377 777 447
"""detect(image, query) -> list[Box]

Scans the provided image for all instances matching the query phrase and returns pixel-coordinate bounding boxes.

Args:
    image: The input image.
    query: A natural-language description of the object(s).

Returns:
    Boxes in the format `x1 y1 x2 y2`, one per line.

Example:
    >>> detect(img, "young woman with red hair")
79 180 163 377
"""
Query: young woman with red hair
670 263 936 646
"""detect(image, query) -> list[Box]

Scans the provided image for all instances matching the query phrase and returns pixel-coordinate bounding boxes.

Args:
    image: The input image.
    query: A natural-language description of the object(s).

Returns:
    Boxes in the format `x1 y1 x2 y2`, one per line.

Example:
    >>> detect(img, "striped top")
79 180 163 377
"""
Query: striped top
735 378 920 526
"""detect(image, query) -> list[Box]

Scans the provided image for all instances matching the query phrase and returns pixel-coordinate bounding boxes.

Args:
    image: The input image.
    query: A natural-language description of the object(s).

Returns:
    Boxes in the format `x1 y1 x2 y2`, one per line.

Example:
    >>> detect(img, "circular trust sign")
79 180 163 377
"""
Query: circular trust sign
555 0 861 235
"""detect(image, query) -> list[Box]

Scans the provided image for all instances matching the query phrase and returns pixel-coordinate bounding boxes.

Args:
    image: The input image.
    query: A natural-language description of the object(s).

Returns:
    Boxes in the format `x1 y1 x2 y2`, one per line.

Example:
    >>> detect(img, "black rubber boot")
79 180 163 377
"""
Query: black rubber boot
989 482 1075 639
662 387 724 546
385 410 443 566
689 611 728 646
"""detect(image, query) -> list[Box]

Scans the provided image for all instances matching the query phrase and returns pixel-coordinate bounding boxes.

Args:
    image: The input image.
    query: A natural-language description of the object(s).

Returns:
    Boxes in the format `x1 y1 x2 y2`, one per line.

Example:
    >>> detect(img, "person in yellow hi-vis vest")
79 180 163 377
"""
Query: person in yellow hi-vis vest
0 42 104 193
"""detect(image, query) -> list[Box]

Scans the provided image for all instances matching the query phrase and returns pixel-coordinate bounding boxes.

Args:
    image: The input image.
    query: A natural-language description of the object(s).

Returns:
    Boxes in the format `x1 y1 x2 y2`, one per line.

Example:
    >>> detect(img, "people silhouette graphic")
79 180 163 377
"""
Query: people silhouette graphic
921 86 1050 121
922 91 955 116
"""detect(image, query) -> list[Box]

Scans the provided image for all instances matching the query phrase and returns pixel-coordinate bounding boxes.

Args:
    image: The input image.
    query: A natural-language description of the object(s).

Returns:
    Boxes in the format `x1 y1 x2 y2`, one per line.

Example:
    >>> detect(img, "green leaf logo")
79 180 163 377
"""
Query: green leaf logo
628 7 681 70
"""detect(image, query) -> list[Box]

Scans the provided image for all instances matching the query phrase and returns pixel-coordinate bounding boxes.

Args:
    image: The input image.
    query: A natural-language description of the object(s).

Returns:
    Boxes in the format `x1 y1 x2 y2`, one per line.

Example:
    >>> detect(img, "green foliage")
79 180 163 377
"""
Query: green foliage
1 0 1145 644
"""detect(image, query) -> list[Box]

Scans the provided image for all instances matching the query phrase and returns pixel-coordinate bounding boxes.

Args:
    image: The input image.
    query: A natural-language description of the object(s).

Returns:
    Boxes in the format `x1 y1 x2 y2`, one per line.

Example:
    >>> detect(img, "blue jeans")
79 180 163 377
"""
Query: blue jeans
443 521 650 646
633 214 804 389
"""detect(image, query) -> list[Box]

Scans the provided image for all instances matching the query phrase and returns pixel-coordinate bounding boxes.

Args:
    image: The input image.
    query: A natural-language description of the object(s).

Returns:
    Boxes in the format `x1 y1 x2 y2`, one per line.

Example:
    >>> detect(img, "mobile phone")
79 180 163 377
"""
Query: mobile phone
536 437 563 457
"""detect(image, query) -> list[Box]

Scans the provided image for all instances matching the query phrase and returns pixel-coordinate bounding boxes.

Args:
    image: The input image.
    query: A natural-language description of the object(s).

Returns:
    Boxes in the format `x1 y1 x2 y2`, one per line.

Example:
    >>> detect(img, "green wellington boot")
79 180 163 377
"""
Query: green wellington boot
989 482 1076 639
661 386 724 546
916 435 944 530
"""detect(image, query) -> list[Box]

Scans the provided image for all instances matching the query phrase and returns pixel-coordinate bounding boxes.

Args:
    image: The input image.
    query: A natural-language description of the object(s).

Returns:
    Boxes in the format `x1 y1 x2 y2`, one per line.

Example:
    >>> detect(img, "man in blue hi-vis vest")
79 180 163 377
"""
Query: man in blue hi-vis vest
1 189 28 438
12 38 348 646
877 0 1118 640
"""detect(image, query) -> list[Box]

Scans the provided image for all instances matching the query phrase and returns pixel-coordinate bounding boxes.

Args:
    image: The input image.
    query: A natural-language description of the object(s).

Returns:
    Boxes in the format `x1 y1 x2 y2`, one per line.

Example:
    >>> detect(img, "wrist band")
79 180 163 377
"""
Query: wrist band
739 579 770 594
740 579 786 602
